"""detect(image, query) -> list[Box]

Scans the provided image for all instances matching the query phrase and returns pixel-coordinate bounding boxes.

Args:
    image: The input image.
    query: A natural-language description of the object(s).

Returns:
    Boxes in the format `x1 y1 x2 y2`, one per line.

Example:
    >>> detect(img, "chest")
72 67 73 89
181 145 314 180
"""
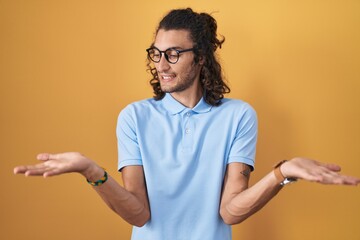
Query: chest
136 110 237 159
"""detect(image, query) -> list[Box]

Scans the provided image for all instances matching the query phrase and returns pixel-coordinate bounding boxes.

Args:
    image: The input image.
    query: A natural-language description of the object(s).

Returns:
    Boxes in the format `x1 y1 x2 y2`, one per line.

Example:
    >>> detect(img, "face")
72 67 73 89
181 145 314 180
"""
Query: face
152 29 202 96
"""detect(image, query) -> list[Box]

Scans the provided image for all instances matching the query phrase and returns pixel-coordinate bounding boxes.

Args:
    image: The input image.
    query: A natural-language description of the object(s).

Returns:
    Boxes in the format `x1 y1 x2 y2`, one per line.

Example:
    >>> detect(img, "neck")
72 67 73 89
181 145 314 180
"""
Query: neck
170 87 203 108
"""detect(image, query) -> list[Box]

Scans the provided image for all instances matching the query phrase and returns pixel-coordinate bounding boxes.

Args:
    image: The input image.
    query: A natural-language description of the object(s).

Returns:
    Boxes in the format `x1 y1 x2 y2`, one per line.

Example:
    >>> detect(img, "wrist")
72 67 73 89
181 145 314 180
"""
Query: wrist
279 160 290 178
87 168 108 186
273 160 297 186
273 160 287 183
82 164 104 182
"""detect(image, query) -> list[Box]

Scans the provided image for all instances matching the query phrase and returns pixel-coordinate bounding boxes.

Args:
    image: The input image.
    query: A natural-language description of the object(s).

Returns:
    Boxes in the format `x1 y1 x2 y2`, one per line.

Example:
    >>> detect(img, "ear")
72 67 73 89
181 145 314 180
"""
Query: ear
198 56 205 65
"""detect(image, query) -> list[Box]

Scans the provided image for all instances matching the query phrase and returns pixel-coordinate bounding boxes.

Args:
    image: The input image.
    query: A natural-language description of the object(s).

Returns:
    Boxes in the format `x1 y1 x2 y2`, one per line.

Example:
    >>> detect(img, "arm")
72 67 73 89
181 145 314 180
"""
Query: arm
90 164 150 227
13 152 150 227
219 158 360 225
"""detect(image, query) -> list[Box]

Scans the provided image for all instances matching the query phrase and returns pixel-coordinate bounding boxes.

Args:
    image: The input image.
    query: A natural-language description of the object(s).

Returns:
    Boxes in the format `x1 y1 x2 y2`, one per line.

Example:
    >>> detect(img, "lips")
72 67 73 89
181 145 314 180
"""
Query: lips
160 74 176 82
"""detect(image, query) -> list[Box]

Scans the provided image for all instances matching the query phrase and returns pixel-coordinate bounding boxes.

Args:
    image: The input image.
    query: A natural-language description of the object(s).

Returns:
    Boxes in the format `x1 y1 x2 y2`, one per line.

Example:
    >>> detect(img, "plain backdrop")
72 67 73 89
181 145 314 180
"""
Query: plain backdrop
1 1 359 240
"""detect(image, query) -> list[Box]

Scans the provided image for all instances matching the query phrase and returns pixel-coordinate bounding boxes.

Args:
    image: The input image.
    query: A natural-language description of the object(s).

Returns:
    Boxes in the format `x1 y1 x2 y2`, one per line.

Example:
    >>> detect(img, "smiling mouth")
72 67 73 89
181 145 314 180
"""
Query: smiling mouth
160 74 176 82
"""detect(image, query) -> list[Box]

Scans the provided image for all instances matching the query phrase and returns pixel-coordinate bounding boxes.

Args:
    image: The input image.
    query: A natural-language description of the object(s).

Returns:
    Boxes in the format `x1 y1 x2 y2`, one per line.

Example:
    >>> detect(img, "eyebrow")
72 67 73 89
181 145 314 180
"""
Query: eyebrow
152 45 186 51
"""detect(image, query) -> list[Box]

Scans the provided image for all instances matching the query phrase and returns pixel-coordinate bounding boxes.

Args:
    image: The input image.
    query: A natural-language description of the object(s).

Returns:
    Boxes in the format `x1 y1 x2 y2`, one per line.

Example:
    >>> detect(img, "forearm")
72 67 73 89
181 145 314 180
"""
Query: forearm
84 166 150 227
221 171 282 225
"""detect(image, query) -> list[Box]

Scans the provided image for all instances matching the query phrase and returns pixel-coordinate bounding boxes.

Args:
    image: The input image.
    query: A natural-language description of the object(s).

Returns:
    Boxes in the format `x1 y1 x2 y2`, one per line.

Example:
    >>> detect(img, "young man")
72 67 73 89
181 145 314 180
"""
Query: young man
14 8 359 240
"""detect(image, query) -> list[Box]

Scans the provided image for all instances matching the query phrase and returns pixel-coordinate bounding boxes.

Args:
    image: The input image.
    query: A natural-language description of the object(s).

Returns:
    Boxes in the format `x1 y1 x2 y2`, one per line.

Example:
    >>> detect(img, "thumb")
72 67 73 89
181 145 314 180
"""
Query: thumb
321 163 341 172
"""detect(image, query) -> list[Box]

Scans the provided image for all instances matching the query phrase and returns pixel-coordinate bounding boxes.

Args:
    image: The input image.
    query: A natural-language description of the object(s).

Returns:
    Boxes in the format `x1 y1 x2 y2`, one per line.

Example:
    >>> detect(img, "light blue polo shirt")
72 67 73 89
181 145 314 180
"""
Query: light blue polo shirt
117 93 257 240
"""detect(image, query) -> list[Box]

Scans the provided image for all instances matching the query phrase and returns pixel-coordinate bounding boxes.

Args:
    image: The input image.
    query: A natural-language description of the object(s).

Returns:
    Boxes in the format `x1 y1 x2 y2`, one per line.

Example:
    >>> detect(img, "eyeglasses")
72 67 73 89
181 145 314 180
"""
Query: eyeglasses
146 47 195 64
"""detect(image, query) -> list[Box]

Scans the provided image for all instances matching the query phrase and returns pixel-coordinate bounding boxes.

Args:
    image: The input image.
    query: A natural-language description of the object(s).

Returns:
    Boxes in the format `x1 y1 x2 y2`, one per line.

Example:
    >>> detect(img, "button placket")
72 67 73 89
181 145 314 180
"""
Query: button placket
182 111 194 150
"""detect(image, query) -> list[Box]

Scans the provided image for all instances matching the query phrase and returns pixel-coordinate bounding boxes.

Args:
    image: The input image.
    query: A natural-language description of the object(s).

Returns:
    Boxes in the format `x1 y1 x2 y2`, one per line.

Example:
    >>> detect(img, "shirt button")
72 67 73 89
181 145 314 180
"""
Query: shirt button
186 112 191 117
185 128 191 134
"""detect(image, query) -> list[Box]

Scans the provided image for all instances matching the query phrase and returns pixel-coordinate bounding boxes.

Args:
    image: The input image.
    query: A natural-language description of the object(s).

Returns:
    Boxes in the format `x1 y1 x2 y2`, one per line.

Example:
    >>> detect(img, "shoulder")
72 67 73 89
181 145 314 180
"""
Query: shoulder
117 97 165 124
119 98 159 116
216 98 257 117
122 98 158 111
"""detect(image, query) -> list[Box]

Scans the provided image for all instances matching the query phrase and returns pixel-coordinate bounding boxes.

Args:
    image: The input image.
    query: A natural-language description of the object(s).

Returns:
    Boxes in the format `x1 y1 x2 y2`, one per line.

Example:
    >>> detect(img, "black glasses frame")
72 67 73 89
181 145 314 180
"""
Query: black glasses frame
146 46 195 64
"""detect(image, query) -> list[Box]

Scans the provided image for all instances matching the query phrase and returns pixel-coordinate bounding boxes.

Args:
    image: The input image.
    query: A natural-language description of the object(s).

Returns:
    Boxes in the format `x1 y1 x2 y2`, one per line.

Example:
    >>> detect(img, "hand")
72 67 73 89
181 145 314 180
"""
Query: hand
13 152 100 179
280 157 360 186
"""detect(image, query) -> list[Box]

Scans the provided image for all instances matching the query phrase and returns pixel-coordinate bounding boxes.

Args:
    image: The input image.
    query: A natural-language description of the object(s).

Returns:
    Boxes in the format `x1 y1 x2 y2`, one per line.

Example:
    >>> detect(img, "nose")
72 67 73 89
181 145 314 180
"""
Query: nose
155 54 171 73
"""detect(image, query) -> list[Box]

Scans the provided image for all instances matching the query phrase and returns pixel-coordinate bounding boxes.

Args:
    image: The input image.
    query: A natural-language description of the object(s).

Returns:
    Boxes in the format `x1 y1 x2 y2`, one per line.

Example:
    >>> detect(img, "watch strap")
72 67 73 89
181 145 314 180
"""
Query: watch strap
273 160 287 183
273 160 297 186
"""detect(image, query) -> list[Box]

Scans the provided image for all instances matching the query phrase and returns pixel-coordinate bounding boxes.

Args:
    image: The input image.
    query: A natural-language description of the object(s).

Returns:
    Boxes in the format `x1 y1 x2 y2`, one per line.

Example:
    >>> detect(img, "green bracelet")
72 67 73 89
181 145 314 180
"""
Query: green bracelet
87 169 108 186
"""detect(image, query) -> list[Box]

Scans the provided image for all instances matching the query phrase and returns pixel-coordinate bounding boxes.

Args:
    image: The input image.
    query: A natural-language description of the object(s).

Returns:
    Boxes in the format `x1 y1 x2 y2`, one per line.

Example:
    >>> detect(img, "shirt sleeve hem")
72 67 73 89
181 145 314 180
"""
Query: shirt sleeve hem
118 159 143 172
227 156 255 171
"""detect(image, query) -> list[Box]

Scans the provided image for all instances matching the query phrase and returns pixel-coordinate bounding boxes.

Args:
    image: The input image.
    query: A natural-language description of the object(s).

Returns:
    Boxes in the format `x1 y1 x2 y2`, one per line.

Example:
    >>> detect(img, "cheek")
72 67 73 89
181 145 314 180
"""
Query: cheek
176 62 197 75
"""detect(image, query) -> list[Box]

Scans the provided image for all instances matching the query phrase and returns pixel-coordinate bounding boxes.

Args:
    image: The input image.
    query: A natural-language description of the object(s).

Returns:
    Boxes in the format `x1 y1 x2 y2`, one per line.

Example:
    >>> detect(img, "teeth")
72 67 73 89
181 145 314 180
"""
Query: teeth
162 75 174 80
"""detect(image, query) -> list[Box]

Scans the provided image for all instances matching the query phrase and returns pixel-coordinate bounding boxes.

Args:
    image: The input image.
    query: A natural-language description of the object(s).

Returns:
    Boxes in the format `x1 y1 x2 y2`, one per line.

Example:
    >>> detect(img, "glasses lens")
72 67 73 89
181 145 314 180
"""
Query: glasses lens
165 49 179 64
148 48 161 62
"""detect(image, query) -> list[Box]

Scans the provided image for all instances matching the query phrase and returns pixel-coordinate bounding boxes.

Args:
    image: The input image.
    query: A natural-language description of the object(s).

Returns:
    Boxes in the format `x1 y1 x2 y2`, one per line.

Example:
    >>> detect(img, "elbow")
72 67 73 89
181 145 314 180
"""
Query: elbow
220 206 249 225
220 213 247 225
124 207 151 227
132 210 151 227
110 203 151 227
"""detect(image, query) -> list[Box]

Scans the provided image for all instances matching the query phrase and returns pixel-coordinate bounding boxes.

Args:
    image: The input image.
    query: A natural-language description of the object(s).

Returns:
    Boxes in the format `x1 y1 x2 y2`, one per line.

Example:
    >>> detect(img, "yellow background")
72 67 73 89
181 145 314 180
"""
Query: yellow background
1 0 359 239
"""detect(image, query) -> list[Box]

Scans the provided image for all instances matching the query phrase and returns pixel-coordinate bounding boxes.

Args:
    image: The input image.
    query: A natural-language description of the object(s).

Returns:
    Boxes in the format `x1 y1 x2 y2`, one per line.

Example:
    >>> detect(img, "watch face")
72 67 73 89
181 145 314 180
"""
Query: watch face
281 177 298 186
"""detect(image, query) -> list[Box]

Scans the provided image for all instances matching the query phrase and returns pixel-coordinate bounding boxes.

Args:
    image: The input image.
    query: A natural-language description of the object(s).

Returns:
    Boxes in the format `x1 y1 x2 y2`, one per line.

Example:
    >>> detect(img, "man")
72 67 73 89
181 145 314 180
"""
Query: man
14 8 359 240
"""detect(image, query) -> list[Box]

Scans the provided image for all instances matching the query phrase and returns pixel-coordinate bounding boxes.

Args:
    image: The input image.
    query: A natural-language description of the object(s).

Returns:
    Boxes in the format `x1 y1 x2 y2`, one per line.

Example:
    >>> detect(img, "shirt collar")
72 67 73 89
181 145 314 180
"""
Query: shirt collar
162 93 213 115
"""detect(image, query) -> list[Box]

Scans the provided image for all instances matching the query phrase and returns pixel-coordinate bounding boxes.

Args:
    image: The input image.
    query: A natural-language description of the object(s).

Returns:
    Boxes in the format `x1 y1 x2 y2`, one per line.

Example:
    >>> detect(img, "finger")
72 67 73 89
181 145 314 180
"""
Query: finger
317 171 359 185
300 167 339 183
338 175 360 186
14 163 46 174
24 166 51 177
14 166 27 174
15 163 48 175
297 170 324 182
43 168 63 177
318 168 360 185
25 167 57 177
321 163 341 172
317 162 341 172
322 172 344 185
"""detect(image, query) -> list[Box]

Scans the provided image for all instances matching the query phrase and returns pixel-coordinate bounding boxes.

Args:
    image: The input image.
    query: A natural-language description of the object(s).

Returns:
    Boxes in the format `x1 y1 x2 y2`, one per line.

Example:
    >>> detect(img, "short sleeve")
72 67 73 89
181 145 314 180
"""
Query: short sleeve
116 105 143 171
227 104 258 170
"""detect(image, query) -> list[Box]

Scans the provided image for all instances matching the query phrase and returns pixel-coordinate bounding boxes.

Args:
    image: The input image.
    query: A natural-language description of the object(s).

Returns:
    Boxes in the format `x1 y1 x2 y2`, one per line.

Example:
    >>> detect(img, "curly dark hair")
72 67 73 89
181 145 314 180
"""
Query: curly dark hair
147 8 230 106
